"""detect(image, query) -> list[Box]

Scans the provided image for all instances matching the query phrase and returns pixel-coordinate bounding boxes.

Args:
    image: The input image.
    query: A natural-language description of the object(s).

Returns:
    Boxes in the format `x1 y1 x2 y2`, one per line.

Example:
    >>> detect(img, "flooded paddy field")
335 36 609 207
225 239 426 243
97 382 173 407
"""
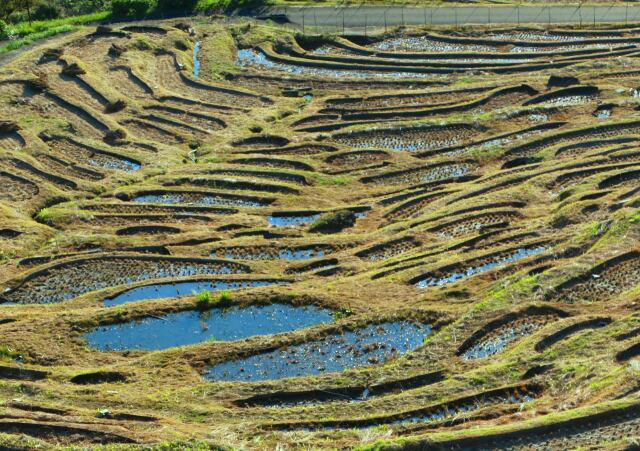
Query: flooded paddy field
0 17 640 450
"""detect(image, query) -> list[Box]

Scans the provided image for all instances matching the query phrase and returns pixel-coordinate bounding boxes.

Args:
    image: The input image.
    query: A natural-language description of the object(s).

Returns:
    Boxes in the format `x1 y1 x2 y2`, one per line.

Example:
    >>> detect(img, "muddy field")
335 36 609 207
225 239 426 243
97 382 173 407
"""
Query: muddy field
0 18 639 450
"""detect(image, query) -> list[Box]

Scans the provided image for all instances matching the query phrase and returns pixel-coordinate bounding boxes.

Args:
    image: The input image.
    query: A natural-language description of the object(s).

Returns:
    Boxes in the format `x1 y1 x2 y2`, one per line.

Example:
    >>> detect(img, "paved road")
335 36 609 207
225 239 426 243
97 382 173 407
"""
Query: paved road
256 5 640 31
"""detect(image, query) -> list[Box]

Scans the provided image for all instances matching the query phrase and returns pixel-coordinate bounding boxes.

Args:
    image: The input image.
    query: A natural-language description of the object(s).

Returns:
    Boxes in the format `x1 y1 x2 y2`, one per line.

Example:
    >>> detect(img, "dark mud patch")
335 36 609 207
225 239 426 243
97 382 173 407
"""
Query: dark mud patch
535 317 611 352
70 371 128 384
233 370 445 407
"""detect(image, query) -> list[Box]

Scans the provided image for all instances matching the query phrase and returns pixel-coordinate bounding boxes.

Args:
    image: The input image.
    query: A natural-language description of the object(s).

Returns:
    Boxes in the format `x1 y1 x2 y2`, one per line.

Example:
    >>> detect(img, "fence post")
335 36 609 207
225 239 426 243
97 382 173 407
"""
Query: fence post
593 6 596 26
488 6 491 26
342 8 345 34
579 3 582 27
302 9 305 35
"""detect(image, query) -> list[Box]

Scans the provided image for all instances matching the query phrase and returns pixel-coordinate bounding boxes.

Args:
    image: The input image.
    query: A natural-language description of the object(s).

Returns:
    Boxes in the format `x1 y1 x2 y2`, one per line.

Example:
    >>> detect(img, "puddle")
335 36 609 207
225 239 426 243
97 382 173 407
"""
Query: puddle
545 95 592 106
84 303 333 351
529 113 549 122
394 391 534 426
510 44 611 53
104 279 288 306
236 49 432 79
374 36 494 53
205 321 432 381
132 192 266 207
463 322 544 359
193 41 202 78
217 248 326 261
415 246 546 288
268 213 321 227
333 124 480 153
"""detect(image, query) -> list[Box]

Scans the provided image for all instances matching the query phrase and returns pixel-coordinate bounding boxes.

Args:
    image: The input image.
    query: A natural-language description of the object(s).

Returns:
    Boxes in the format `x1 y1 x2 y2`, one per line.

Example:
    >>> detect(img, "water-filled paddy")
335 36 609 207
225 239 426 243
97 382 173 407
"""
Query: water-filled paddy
415 246 546 288
237 49 432 79
205 321 432 381
268 213 321 226
104 279 288 306
219 248 326 261
133 192 266 207
84 303 333 350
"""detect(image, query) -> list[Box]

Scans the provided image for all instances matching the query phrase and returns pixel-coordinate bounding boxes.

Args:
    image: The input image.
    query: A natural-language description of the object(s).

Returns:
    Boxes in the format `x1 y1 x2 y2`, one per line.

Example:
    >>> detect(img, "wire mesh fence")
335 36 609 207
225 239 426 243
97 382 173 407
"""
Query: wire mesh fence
266 4 640 35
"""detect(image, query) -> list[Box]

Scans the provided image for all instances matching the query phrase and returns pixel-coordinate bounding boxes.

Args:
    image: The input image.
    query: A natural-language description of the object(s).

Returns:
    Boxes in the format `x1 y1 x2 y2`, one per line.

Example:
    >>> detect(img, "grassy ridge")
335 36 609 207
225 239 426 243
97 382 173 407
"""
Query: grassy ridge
0 25 76 54
6 11 111 37
0 11 111 55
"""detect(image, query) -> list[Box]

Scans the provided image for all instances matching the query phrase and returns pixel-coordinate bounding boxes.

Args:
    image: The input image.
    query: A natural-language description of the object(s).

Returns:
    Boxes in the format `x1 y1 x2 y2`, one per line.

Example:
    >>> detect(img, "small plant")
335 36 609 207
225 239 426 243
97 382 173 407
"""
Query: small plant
113 307 126 321
0 20 10 40
132 37 152 51
218 290 232 303
332 308 353 321
196 290 212 310
36 207 52 224
0 345 17 362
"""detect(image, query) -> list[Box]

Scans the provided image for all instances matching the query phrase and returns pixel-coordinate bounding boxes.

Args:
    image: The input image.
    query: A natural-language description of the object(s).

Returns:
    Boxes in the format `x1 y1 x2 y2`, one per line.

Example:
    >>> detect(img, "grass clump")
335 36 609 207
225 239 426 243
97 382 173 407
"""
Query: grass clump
0 24 74 54
0 345 17 362
332 307 353 320
7 11 110 37
132 37 152 51
195 290 231 310
309 210 356 234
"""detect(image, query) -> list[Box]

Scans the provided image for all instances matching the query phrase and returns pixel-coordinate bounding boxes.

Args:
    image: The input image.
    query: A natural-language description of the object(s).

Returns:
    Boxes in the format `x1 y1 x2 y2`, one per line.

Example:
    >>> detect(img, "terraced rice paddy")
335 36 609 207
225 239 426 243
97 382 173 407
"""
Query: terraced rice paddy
0 17 639 450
